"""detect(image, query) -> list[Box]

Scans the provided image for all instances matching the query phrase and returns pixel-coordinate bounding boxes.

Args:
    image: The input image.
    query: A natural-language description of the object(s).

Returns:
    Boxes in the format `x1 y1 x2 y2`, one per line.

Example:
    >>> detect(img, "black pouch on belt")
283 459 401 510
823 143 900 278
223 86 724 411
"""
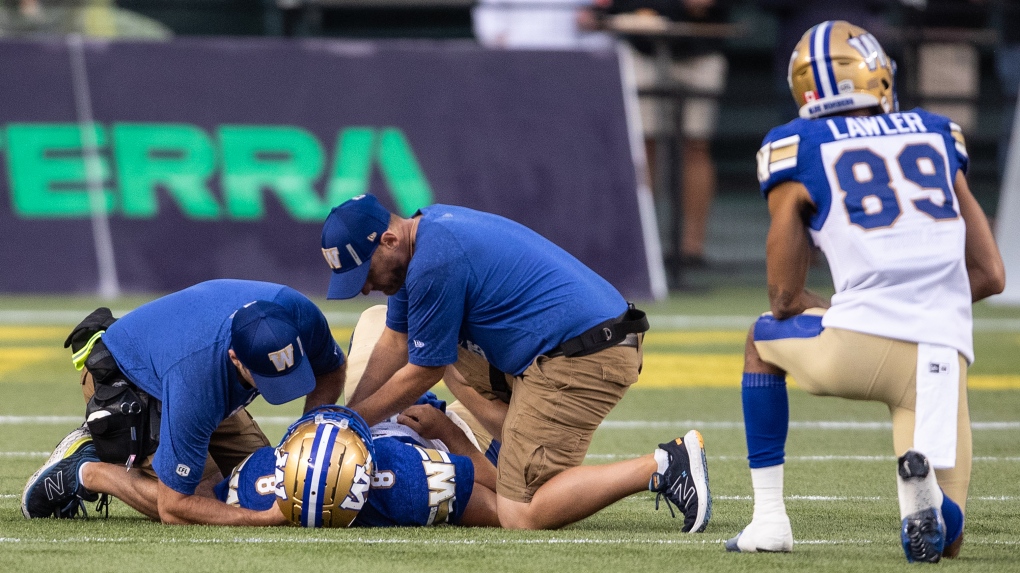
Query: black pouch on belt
70 318 161 467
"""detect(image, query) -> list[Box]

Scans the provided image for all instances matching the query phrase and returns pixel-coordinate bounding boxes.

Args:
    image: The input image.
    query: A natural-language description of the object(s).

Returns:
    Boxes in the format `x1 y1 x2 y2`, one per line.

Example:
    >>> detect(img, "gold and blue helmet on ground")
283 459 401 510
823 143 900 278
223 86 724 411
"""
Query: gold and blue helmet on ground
788 20 897 119
274 405 375 527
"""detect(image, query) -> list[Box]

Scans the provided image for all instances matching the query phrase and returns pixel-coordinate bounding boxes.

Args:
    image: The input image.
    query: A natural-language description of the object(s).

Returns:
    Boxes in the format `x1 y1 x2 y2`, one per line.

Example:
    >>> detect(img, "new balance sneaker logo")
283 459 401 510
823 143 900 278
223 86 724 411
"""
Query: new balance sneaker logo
44 472 65 501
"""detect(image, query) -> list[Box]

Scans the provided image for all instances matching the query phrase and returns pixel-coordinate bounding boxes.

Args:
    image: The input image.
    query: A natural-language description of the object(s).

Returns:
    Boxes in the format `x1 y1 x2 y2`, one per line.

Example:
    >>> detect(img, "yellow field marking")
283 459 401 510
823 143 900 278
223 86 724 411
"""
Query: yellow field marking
331 328 354 347
0 326 69 342
2 334 1016 390
638 353 746 388
0 347 64 378
638 353 1020 390
969 376 1020 390
644 331 746 346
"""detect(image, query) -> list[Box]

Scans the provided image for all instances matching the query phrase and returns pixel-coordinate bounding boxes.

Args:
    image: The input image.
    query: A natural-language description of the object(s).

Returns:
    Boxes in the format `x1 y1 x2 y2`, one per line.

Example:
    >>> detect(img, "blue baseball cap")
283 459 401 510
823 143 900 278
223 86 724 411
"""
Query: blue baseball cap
321 194 391 300
230 301 315 405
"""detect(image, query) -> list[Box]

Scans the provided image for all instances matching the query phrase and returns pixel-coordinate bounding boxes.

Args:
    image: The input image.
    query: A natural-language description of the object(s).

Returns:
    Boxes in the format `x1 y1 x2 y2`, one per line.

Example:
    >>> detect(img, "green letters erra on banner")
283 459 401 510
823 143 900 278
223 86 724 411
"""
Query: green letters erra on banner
2 123 434 220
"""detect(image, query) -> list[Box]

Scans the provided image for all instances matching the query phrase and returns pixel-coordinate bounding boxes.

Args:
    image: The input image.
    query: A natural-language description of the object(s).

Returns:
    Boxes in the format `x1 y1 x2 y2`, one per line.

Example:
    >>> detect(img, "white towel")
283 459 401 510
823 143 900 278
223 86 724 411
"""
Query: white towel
913 343 960 470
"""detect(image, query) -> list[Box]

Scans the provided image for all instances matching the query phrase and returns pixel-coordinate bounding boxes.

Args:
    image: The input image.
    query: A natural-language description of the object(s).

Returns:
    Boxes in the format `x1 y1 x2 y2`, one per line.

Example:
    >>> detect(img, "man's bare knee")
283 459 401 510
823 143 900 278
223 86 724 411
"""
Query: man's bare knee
497 497 552 530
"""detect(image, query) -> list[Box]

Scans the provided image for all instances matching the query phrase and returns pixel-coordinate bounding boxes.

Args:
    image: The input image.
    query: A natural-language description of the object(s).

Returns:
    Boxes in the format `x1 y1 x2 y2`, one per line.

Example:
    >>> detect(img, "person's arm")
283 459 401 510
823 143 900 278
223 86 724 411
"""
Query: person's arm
954 170 1006 301
443 364 508 443
397 404 498 492
156 480 287 526
347 326 409 408
765 180 829 319
303 366 345 413
353 362 445 427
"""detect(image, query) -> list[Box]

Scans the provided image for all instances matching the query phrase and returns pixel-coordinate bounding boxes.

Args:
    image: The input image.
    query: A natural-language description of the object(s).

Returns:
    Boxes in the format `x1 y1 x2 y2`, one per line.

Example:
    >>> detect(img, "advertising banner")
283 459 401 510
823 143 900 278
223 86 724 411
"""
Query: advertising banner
0 38 662 300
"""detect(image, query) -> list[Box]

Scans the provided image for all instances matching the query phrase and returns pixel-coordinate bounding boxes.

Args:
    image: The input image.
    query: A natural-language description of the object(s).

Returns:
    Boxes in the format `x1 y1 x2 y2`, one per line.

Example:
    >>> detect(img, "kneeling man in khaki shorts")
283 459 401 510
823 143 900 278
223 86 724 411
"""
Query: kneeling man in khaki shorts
321 194 712 532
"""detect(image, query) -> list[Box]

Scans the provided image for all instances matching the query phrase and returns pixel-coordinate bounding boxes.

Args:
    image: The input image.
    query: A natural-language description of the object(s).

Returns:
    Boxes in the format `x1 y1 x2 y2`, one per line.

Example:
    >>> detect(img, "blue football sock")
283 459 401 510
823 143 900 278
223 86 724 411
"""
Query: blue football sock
742 372 789 469
941 490 964 546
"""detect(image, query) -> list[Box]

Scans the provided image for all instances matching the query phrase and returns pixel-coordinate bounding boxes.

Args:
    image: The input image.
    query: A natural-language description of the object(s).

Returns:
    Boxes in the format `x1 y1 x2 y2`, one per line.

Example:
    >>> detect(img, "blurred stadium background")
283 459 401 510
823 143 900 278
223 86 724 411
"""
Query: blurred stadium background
1 0 1018 299
1 2 1019 569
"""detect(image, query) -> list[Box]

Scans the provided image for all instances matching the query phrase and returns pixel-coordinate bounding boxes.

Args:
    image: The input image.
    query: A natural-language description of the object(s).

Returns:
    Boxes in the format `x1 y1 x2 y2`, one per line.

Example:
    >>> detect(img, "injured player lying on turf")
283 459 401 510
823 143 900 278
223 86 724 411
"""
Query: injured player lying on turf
214 396 500 527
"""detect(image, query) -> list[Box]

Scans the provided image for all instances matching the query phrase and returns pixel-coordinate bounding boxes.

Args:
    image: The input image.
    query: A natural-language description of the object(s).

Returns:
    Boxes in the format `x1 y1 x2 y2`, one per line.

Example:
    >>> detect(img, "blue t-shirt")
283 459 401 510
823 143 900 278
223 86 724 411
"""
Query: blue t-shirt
385 205 627 375
214 437 474 527
102 279 344 494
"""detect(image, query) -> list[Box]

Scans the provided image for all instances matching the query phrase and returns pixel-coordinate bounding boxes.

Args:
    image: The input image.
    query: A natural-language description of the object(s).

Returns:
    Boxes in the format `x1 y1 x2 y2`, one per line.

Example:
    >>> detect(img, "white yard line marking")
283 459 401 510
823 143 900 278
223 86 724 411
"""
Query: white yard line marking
597 420 1020 431
632 495 1015 502
0 310 365 326
3 416 1017 431
587 453 1020 463
0 536 1014 546
2 310 1019 331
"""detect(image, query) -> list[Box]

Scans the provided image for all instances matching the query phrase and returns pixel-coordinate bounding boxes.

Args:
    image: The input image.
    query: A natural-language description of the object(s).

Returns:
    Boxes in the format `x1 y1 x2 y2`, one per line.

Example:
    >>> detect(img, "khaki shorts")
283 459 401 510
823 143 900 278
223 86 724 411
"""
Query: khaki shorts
629 49 727 139
754 310 972 510
81 370 270 485
457 343 642 503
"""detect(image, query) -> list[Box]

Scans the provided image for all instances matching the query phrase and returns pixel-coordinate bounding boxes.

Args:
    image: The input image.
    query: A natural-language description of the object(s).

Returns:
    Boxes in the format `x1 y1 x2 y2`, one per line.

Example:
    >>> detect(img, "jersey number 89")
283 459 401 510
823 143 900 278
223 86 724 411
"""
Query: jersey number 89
834 142 958 230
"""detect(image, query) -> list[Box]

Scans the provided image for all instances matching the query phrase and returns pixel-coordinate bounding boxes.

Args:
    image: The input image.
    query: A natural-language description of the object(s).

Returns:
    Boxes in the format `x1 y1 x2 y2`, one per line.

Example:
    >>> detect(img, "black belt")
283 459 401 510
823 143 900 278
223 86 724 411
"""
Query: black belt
544 304 649 359
488 304 649 404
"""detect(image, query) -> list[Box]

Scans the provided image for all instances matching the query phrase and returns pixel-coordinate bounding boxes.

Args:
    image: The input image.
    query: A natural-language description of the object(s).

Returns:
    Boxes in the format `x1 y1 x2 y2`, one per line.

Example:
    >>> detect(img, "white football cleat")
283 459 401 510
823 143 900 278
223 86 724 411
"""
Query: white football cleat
725 514 794 553
897 450 946 563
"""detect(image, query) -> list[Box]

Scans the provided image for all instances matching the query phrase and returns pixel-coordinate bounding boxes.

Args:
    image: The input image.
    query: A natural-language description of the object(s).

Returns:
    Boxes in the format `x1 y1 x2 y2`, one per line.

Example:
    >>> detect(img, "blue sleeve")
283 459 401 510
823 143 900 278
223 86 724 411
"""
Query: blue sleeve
273 286 344 375
214 447 278 510
403 228 466 368
919 109 970 176
385 286 409 334
756 121 804 198
448 452 474 526
354 439 473 527
152 365 221 494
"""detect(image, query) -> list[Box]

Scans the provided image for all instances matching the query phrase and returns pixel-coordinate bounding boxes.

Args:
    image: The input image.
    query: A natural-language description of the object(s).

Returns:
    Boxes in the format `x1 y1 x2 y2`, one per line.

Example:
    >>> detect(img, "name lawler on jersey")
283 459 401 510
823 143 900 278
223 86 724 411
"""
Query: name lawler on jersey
826 112 928 140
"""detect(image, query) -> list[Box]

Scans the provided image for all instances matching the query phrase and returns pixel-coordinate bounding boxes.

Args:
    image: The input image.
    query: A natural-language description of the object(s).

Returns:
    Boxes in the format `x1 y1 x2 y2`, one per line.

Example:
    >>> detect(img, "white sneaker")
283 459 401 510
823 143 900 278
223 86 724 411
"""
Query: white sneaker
725 514 794 553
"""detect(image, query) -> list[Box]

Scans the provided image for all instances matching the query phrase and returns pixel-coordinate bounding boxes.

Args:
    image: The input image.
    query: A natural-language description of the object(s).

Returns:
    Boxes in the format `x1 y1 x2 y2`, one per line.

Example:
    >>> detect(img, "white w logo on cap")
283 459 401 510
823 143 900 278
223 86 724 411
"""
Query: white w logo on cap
322 247 342 270
268 344 295 372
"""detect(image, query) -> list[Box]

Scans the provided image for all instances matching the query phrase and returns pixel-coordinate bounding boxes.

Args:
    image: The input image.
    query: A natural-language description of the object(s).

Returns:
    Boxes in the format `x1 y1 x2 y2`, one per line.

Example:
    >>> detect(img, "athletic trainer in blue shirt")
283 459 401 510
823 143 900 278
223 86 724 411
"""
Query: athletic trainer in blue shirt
22 279 345 526
318 195 712 534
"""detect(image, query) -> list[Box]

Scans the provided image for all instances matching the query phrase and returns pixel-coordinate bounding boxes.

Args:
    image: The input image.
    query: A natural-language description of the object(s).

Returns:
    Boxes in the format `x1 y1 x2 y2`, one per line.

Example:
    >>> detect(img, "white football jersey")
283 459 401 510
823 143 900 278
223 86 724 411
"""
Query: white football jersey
757 109 974 362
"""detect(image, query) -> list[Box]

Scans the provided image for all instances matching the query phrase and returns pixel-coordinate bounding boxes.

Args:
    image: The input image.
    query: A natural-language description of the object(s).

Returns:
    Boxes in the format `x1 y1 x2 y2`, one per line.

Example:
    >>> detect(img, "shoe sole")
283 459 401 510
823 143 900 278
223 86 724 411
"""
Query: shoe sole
683 429 711 533
902 508 945 563
21 426 92 519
